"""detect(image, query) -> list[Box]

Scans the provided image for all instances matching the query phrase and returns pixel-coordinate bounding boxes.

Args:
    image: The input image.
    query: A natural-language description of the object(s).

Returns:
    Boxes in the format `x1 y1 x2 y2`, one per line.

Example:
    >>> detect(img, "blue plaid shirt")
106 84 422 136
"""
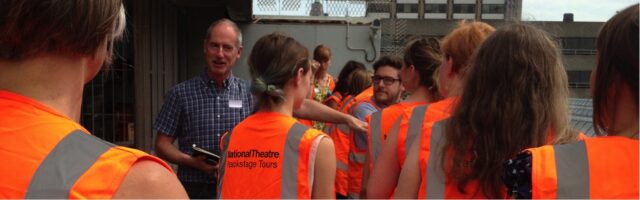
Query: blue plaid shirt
154 70 254 183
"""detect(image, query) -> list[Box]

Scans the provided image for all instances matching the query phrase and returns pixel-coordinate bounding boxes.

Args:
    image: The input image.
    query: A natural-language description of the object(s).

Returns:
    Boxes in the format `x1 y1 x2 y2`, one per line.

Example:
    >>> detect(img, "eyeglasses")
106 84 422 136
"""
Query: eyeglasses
371 75 401 86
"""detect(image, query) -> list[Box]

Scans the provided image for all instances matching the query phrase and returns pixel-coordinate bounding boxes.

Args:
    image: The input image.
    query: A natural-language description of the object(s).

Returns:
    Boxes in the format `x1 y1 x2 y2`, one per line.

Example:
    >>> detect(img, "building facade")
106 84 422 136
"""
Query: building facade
368 0 522 20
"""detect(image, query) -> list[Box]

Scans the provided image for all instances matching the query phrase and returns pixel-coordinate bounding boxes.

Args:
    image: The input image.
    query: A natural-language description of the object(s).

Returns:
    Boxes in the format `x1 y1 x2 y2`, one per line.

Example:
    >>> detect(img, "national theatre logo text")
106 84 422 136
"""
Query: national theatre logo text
226 149 280 169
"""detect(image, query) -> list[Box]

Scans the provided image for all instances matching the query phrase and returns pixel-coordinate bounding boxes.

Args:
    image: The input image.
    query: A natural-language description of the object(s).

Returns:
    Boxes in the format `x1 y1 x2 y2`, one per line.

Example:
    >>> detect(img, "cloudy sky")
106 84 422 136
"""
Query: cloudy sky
522 0 638 22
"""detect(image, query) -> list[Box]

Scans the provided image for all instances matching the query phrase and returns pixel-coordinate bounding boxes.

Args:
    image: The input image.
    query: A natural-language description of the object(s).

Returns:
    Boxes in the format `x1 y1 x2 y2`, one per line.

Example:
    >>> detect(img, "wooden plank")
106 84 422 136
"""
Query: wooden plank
149 0 160 152
134 0 152 151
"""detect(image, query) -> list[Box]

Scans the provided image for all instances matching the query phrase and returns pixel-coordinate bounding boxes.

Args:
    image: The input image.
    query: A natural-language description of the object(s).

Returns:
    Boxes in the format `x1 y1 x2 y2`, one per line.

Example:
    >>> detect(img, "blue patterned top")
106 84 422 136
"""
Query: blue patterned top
503 151 533 199
154 70 254 183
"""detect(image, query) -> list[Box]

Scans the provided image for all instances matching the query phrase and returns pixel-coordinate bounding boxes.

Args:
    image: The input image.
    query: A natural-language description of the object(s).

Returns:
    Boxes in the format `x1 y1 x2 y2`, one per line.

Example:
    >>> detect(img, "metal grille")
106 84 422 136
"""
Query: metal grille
82 62 135 147
367 0 391 13
381 19 408 56
282 0 301 11
257 0 278 12
253 0 366 17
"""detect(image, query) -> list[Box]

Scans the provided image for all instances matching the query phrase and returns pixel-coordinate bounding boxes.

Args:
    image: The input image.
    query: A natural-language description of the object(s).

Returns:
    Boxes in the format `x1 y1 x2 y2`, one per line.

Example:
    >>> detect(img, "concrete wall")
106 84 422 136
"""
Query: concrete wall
236 23 381 80
182 22 381 82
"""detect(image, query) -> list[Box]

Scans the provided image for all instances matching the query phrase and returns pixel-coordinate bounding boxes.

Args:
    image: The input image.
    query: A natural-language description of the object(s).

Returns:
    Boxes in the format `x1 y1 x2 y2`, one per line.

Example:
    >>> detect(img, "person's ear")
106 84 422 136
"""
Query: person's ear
409 64 418 77
236 46 243 59
294 67 305 86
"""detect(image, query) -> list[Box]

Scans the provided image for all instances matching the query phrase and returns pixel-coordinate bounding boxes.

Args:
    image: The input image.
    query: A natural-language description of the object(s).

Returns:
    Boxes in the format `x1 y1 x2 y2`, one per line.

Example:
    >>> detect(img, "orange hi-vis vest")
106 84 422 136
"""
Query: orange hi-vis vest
366 101 427 175
527 136 639 199
413 97 499 199
347 96 381 198
323 92 343 108
417 119 489 199
0 91 173 199
324 94 357 196
400 97 457 168
354 86 374 102
218 112 328 199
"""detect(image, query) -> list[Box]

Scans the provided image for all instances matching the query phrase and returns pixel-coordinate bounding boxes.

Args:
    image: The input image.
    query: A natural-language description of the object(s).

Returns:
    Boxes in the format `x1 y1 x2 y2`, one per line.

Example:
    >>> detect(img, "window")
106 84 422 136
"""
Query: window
482 4 504 14
425 4 448 13
453 4 475 13
397 3 419 13
567 71 591 88
560 38 596 55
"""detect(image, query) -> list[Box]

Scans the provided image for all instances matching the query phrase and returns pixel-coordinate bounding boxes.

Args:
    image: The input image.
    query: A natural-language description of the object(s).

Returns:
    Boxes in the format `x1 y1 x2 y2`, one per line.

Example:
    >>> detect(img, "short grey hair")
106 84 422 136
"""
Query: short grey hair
205 18 243 47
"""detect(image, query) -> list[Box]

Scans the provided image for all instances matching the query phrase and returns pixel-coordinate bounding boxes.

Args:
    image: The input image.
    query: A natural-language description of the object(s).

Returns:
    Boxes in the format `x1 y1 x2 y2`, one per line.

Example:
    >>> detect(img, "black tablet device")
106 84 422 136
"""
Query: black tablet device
191 144 220 165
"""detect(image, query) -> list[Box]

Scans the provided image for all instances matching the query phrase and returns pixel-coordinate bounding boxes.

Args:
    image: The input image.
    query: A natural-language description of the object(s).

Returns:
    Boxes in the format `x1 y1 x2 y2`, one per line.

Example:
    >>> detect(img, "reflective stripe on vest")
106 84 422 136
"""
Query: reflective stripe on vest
370 112 402 164
349 152 366 163
340 96 357 112
424 120 446 199
337 160 348 172
25 130 112 199
335 96 358 135
217 131 232 199
554 141 590 198
406 105 428 158
369 111 382 163
281 123 311 199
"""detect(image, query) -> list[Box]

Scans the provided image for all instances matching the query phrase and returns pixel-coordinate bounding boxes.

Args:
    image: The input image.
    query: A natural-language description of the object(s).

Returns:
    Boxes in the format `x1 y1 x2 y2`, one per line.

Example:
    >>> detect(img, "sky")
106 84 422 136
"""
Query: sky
522 0 638 22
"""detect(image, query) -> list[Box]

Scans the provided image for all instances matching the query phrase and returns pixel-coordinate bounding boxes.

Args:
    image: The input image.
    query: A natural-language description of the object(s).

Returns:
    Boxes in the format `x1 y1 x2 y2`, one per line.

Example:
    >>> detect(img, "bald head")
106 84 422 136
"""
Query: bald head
205 19 243 47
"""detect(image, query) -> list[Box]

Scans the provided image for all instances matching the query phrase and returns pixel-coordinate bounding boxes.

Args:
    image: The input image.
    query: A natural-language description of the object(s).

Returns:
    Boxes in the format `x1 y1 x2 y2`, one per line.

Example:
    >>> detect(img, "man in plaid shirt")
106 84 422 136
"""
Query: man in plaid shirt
154 19 367 199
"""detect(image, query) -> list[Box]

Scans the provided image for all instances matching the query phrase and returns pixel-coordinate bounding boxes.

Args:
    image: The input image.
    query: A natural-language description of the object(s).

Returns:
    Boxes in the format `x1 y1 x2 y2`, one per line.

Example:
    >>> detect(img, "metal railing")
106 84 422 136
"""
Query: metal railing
253 0 367 17
562 49 597 55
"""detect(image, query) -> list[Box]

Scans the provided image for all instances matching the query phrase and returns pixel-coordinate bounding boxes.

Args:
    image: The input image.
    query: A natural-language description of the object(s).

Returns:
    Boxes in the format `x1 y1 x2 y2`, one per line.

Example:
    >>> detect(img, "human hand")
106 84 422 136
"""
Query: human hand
191 155 218 174
346 115 368 132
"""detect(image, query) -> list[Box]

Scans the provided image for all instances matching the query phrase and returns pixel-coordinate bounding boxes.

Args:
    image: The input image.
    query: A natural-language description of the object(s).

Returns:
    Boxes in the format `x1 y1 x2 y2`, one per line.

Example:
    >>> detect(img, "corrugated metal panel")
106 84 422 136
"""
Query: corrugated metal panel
133 0 179 152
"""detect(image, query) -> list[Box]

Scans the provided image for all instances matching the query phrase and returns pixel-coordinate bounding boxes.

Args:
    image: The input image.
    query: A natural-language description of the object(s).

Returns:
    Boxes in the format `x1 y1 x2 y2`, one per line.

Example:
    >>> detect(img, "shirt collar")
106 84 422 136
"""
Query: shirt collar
200 69 236 89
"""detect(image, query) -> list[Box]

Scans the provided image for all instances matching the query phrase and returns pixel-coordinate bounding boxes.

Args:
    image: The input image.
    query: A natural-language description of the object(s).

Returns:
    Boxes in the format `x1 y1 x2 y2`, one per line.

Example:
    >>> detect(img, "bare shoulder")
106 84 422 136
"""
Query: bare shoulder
113 159 188 199
318 136 335 154
314 136 336 166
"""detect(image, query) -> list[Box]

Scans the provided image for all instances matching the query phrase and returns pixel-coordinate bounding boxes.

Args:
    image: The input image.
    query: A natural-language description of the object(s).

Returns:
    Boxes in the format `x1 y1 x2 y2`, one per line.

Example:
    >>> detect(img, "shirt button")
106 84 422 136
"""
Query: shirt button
216 96 220 100
217 115 221 118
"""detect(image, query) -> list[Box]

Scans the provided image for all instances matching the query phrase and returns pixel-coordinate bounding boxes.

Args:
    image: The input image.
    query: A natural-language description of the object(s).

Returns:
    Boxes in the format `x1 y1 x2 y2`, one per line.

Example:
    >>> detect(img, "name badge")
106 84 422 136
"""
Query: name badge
229 100 243 108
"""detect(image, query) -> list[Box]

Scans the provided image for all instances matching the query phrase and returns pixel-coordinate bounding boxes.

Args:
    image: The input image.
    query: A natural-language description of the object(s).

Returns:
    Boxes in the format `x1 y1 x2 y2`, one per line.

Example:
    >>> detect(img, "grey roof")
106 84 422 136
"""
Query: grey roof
569 98 596 137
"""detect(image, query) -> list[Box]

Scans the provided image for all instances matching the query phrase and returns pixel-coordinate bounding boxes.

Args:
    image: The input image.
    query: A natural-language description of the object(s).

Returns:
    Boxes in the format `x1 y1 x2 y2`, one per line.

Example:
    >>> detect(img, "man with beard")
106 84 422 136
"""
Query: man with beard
346 55 404 198
351 55 404 122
